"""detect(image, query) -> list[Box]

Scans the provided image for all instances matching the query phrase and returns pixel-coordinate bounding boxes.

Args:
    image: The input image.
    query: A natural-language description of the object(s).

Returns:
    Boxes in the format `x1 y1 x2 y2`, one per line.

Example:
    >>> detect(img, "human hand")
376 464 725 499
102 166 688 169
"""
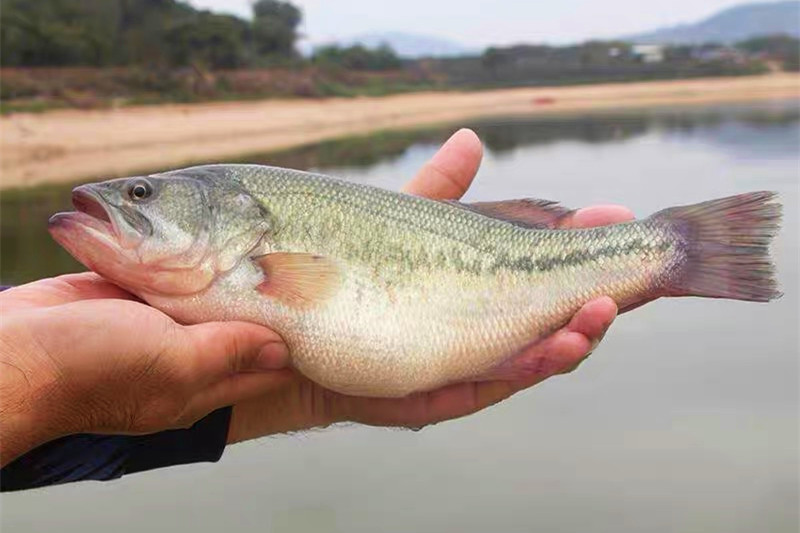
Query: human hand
0 274 290 466
227 129 635 441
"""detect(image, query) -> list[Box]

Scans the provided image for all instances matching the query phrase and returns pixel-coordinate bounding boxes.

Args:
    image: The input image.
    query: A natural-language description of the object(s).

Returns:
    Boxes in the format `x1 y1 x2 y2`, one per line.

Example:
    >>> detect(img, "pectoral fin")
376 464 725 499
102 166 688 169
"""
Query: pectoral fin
253 252 341 307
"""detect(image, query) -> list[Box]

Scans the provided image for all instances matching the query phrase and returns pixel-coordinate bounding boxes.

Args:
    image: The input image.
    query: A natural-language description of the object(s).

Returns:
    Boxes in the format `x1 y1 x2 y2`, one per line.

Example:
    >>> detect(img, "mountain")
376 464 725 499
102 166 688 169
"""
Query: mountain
307 32 475 58
628 1 800 44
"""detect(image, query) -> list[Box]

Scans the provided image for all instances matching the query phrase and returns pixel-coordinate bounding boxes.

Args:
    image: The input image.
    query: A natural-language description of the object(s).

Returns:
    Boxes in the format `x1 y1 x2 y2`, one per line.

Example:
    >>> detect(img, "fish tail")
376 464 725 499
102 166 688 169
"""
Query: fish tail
653 191 782 302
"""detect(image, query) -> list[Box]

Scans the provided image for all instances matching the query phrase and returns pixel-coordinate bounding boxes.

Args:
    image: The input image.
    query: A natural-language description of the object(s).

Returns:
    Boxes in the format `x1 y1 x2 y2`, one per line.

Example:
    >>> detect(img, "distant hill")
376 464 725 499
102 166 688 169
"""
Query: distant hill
308 32 475 58
628 1 800 44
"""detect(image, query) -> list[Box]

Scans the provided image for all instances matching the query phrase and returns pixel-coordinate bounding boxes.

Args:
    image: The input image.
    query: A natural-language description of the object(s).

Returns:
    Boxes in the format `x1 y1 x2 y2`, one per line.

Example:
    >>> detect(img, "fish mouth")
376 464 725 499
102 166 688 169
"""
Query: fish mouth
72 186 113 227
63 185 118 238
48 185 147 292
49 184 151 250
48 185 127 274
48 185 118 241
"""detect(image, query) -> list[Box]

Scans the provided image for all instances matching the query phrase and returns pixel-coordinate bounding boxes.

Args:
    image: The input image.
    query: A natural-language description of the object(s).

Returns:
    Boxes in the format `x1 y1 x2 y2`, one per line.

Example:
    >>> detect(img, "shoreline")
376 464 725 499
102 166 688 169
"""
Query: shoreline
2 74 799 189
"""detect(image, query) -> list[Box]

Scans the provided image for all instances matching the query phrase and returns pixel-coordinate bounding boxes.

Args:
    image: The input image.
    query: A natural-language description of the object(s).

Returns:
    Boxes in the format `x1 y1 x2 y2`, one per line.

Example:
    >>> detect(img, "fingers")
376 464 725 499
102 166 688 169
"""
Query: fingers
185 369 295 420
410 297 619 427
3 272 137 309
401 128 633 231
402 128 483 200
179 321 293 417
350 379 517 429
564 205 635 228
184 321 289 383
509 296 618 382
565 296 618 341
421 381 507 425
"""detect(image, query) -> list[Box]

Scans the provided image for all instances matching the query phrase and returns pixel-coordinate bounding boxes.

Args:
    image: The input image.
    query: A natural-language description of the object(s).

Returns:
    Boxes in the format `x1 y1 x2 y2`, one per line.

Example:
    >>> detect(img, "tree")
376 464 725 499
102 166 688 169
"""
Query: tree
251 0 302 58
0 0 303 68
164 13 249 69
1 0 121 66
736 34 800 71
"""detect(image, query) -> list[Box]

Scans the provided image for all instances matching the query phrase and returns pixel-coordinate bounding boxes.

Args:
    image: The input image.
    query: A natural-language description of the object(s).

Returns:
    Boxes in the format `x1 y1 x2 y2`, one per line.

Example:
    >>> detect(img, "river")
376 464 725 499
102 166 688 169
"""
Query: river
1 101 798 532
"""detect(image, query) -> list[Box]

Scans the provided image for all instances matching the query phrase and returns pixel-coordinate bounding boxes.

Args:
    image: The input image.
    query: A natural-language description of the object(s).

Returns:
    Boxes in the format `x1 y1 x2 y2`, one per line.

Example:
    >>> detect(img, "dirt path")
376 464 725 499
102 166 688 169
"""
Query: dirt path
2 74 799 189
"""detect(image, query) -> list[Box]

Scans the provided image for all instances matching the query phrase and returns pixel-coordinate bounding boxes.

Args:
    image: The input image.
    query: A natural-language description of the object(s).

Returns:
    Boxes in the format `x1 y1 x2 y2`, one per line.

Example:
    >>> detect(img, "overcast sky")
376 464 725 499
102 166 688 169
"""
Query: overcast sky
188 0 755 47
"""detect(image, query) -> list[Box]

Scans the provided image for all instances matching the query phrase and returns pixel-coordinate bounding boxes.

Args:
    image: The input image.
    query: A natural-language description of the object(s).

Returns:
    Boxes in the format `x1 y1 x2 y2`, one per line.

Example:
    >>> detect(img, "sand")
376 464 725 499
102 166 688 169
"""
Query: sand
2 73 799 189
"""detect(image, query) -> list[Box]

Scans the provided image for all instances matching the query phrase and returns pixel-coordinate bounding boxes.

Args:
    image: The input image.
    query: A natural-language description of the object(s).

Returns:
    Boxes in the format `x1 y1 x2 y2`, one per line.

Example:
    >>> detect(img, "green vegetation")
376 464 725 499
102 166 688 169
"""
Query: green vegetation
736 34 800 71
312 45 403 71
251 0 301 60
0 0 301 68
1 0 795 112
436 40 769 88
0 66 437 114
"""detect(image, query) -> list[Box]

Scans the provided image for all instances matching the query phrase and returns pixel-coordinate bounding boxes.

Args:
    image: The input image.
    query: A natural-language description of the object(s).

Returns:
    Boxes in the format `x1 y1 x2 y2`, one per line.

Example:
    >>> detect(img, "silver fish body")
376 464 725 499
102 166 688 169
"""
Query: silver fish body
49 164 781 397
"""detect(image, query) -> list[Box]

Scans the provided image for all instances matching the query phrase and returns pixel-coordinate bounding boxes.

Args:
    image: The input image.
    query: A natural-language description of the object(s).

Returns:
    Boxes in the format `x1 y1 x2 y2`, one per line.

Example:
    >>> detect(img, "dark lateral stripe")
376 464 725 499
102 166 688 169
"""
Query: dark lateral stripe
492 238 673 274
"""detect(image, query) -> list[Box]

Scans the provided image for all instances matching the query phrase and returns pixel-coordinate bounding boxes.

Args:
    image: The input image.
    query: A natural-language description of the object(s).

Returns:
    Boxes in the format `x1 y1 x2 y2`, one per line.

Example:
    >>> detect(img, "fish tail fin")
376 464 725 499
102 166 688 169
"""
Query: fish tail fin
653 191 782 302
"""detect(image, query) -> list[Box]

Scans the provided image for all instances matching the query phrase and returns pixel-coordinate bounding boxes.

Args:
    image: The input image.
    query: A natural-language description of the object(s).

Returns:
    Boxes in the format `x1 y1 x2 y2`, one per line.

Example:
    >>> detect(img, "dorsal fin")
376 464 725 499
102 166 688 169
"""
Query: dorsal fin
445 198 574 229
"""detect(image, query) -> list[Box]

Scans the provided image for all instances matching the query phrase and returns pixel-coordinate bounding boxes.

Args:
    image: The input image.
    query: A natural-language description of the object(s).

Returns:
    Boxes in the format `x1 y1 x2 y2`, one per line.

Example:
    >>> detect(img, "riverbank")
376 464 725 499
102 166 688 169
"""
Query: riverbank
2 73 799 189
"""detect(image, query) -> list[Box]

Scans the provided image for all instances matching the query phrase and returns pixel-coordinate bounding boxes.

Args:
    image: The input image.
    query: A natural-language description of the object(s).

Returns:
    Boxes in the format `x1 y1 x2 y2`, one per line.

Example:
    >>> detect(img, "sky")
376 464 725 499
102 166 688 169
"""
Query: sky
188 0 760 47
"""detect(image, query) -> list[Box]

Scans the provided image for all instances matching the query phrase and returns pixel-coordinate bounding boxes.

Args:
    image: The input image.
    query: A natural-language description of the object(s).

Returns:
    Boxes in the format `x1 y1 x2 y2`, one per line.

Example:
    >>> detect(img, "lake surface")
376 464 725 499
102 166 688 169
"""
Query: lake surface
2 102 798 532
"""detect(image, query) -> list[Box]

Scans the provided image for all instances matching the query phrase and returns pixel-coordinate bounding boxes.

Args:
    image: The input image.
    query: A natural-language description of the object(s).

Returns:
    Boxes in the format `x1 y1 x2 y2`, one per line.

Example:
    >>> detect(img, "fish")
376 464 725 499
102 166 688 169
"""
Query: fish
48 164 782 398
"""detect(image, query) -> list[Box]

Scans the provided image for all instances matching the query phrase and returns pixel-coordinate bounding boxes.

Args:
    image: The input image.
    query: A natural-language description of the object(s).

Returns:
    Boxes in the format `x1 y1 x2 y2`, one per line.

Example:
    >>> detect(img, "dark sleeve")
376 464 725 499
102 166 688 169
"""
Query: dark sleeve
0 407 232 492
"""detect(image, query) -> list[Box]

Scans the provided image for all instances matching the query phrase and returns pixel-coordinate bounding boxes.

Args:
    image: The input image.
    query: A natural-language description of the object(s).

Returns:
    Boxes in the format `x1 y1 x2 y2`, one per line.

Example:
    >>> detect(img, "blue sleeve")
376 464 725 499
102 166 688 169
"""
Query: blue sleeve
0 406 232 491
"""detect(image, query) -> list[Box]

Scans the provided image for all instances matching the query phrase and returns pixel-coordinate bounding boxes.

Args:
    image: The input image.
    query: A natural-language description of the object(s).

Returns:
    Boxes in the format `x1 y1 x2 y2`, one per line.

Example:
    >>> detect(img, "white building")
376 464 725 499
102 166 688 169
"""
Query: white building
632 44 665 63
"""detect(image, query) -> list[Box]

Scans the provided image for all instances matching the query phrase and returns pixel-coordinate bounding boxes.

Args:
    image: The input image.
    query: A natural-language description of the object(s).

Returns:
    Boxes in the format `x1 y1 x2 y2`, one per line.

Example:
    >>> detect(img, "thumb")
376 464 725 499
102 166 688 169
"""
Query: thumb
183 321 290 384
403 128 483 200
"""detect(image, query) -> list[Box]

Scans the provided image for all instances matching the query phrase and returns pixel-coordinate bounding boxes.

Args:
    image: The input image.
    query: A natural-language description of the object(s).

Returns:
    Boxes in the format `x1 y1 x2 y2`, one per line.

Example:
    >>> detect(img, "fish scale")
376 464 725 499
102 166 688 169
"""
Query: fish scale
49 164 781 397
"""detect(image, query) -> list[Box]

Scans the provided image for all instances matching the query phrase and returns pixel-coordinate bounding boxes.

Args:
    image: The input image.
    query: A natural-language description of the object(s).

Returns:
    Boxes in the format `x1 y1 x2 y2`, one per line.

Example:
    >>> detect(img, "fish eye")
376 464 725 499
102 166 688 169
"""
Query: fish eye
128 180 153 201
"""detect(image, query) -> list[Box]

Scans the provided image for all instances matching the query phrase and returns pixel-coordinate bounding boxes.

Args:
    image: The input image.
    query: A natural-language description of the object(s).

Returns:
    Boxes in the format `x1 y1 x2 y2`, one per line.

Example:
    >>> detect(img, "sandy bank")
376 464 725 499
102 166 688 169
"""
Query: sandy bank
2 74 799 189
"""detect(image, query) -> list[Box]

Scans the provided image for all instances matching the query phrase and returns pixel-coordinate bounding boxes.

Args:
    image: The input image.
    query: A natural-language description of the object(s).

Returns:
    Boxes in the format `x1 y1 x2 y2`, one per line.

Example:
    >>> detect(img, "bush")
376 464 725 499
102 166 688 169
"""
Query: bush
312 44 403 71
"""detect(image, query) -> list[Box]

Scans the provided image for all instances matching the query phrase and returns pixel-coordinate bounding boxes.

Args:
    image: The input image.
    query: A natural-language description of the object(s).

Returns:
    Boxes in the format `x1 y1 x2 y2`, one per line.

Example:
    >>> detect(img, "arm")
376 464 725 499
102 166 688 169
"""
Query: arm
0 408 231 491
0 277 290 472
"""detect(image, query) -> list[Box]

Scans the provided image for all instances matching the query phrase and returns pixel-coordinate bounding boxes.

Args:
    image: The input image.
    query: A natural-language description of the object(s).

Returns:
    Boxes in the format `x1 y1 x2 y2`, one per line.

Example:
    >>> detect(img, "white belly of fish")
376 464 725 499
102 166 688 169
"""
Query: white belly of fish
271 265 546 397
149 260 547 397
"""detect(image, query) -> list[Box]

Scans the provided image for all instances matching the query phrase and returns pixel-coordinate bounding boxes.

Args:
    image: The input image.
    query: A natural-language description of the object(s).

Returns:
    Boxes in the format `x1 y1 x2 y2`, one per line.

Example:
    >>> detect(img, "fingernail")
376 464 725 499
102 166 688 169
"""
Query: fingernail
589 323 612 353
255 342 290 370
563 350 593 374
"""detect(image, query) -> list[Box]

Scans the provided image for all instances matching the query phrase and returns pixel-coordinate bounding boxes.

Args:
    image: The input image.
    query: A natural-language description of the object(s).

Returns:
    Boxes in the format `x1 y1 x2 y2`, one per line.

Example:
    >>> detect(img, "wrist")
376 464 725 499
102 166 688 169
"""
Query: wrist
0 368 68 467
0 318 71 466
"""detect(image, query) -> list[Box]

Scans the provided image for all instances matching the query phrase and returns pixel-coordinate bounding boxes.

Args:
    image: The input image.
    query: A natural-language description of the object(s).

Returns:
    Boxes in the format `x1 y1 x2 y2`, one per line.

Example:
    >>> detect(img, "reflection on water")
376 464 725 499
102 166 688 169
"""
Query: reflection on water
1 102 798 285
1 102 798 533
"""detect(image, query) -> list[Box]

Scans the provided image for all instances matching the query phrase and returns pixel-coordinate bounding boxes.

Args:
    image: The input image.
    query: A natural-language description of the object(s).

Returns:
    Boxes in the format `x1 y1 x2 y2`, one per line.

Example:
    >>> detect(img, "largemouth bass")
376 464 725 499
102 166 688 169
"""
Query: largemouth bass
49 164 781 397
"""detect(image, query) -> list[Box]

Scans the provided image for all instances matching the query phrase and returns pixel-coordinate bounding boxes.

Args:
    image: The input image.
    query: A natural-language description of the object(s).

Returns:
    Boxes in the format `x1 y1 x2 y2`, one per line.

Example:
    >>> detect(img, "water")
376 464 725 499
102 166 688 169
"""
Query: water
2 102 798 532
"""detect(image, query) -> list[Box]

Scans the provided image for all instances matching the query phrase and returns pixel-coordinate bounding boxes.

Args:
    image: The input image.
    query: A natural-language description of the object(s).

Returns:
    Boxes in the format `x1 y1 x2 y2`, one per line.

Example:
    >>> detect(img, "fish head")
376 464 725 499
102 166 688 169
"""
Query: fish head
49 170 270 297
